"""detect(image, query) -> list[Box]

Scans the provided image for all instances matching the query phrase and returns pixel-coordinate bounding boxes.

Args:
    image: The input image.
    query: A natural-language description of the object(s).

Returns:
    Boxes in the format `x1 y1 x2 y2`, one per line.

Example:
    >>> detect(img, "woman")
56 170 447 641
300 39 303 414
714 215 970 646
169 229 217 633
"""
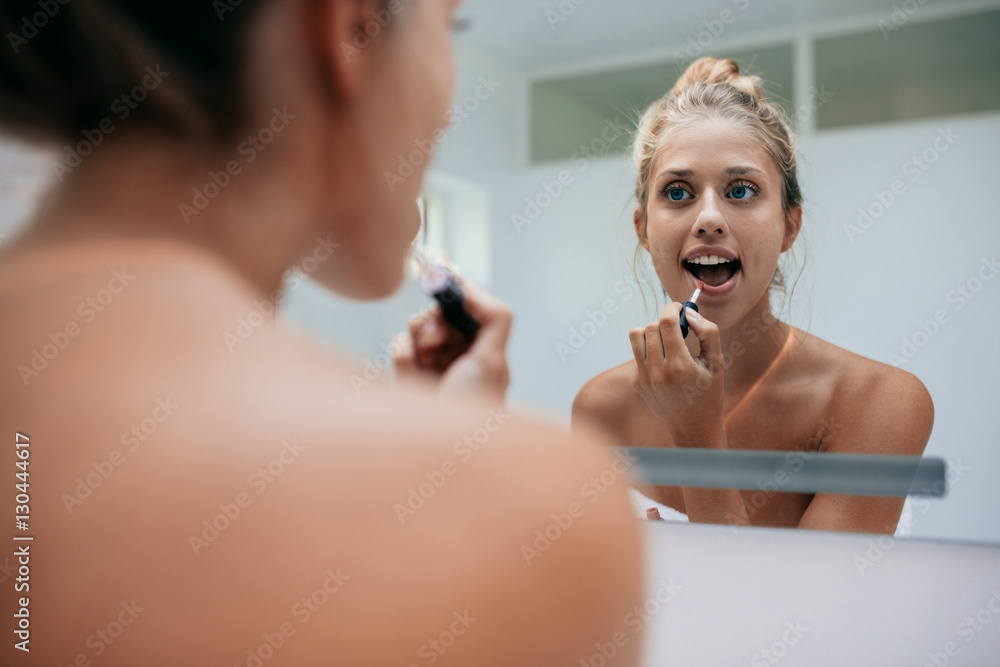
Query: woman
0 1 643 664
573 58 933 534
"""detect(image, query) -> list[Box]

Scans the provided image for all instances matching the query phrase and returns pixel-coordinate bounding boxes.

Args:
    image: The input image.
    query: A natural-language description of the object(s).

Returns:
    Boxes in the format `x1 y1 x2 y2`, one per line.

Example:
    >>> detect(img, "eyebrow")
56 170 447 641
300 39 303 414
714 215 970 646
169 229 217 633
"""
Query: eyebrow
658 166 766 180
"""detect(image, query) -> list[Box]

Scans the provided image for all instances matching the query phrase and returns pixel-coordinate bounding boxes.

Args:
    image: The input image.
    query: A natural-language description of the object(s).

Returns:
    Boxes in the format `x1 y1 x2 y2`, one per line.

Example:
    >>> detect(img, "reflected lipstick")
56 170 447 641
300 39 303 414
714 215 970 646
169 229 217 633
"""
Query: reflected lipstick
679 281 704 339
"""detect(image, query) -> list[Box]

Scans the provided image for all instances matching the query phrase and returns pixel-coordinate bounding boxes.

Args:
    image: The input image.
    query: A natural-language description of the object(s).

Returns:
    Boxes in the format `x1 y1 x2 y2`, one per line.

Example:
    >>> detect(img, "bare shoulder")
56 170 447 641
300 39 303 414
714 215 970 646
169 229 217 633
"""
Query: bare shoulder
144 341 646 665
1 256 644 665
795 330 934 455
571 359 636 438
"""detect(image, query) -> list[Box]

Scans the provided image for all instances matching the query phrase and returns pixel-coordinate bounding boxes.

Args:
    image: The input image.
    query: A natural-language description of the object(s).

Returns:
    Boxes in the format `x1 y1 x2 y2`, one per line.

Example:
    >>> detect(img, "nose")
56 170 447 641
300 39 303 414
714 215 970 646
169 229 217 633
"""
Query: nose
692 190 729 237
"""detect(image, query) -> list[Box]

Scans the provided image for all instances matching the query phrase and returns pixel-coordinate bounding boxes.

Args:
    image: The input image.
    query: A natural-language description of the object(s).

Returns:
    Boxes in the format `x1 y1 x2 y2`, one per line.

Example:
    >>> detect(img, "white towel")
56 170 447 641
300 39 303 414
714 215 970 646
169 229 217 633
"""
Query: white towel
631 486 916 538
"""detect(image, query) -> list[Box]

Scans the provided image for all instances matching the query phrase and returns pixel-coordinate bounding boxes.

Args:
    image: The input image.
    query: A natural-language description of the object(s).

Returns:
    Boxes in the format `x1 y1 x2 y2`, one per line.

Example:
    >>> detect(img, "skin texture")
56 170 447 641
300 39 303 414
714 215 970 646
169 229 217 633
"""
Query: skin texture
573 118 934 533
0 1 643 664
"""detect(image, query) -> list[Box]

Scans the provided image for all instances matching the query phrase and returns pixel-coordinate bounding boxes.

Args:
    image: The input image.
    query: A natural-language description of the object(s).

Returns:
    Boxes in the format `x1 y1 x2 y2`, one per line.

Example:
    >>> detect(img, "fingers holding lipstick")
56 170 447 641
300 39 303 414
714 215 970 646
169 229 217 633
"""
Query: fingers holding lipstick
628 302 725 439
451 276 513 352
397 278 512 400
629 303 684 370
436 278 512 399
408 304 473 373
681 308 725 377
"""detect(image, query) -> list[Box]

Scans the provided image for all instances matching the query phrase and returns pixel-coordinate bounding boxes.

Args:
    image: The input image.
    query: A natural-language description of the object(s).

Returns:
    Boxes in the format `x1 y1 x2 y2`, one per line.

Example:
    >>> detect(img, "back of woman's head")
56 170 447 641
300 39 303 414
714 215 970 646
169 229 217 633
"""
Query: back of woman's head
0 0 269 145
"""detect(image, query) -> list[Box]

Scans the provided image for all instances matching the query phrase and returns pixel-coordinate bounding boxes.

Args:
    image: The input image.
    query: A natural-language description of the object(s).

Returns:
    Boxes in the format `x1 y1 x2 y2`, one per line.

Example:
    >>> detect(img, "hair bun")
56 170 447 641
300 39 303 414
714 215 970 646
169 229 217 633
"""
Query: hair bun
669 57 764 100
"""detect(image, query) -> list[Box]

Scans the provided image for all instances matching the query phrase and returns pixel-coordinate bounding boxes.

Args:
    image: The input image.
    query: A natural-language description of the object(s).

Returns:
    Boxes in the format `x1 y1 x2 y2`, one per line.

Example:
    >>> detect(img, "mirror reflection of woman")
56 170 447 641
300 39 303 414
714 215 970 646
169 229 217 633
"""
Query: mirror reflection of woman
0 1 644 664
573 57 933 534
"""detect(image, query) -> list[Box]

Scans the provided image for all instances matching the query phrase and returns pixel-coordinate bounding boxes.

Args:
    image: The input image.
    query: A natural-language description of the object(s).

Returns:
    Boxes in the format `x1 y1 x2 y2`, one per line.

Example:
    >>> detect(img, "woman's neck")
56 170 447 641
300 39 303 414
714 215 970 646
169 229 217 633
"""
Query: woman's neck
686 294 793 394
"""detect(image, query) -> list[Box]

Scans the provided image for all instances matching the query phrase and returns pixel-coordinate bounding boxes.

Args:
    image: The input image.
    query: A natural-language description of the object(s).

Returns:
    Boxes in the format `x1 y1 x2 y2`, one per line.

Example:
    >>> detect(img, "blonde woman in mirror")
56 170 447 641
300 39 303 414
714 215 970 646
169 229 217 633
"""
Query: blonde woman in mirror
573 57 933 535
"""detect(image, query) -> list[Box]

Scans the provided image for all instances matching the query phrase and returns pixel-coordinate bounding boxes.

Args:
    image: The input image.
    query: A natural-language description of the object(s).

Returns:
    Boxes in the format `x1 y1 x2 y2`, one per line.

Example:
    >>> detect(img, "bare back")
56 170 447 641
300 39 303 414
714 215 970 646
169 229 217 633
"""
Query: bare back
0 240 643 666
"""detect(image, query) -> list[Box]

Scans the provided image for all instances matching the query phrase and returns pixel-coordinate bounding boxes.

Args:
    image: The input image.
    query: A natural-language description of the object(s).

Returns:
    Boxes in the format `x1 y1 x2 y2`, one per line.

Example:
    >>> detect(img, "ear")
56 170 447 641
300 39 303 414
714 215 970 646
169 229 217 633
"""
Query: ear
633 207 649 252
310 0 377 101
780 204 802 253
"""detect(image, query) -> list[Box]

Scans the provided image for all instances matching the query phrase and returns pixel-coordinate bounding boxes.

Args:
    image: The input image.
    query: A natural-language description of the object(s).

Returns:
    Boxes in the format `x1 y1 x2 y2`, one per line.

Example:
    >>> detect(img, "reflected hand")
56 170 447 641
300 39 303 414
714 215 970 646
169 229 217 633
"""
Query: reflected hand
628 302 726 446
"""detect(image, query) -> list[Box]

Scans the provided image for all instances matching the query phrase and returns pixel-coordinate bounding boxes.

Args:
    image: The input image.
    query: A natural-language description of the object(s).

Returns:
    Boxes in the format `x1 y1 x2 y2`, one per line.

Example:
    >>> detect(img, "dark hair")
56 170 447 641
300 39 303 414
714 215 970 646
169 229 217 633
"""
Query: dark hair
0 0 269 145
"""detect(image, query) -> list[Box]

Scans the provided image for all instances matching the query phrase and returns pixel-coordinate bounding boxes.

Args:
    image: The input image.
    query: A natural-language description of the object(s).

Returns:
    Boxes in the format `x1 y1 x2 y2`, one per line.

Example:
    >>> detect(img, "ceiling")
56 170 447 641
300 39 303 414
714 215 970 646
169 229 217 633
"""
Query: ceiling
457 0 1000 74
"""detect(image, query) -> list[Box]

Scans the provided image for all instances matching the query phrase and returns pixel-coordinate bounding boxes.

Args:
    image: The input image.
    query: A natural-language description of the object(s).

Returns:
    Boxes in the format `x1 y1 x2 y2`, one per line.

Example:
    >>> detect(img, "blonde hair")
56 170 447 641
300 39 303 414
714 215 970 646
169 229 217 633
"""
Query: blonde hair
630 57 804 312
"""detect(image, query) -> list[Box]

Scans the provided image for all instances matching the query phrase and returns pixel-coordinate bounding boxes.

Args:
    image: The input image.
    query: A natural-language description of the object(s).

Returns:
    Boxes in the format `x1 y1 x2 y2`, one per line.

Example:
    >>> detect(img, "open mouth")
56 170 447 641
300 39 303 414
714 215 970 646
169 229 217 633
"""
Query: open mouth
683 257 742 288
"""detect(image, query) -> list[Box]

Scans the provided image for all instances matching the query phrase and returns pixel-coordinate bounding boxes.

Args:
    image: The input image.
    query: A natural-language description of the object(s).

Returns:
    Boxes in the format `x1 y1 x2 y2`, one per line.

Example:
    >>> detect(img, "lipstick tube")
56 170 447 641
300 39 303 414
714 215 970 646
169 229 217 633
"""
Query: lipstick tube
678 283 703 339
418 265 481 339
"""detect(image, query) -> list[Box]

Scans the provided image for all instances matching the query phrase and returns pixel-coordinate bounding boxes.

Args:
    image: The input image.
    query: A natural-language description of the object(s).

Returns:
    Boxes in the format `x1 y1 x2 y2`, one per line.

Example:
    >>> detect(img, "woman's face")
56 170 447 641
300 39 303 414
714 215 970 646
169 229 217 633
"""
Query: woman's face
309 0 463 299
636 118 800 331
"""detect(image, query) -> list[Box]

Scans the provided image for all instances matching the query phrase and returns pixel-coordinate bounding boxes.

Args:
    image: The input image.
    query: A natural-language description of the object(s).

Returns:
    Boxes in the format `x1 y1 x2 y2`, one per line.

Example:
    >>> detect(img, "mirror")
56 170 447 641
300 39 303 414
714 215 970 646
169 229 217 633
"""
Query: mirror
1 0 997 546
421 0 998 545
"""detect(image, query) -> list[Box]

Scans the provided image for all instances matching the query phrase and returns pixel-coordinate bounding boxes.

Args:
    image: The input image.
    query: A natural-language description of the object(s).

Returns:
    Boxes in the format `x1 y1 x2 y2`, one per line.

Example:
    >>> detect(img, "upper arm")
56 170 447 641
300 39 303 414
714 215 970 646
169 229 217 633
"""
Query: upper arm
144 380 647 666
572 366 629 440
272 410 648 667
798 367 934 533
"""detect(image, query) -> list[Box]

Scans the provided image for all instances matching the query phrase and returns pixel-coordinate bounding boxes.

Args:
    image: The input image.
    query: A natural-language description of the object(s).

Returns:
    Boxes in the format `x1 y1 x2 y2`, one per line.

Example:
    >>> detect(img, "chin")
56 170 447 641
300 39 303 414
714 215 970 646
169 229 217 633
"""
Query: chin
332 261 408 301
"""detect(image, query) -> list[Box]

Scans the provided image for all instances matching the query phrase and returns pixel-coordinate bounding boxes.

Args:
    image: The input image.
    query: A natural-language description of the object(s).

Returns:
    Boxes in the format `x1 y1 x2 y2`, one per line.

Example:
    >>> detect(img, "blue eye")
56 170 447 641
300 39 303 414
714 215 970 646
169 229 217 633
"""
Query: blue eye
729 181 759 201
664 186 691 201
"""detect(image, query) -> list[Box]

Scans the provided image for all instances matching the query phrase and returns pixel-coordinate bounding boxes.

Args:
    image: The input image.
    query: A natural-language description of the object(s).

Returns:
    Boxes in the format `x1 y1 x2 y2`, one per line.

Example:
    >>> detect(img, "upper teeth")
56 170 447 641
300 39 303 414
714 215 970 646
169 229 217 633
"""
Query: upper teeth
687 255 734 265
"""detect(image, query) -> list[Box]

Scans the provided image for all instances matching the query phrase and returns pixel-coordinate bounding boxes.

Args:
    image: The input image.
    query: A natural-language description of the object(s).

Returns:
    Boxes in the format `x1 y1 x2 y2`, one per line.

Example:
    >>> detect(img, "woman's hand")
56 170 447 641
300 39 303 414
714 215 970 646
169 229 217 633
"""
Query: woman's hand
628 303 726 446
392 277 511 401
